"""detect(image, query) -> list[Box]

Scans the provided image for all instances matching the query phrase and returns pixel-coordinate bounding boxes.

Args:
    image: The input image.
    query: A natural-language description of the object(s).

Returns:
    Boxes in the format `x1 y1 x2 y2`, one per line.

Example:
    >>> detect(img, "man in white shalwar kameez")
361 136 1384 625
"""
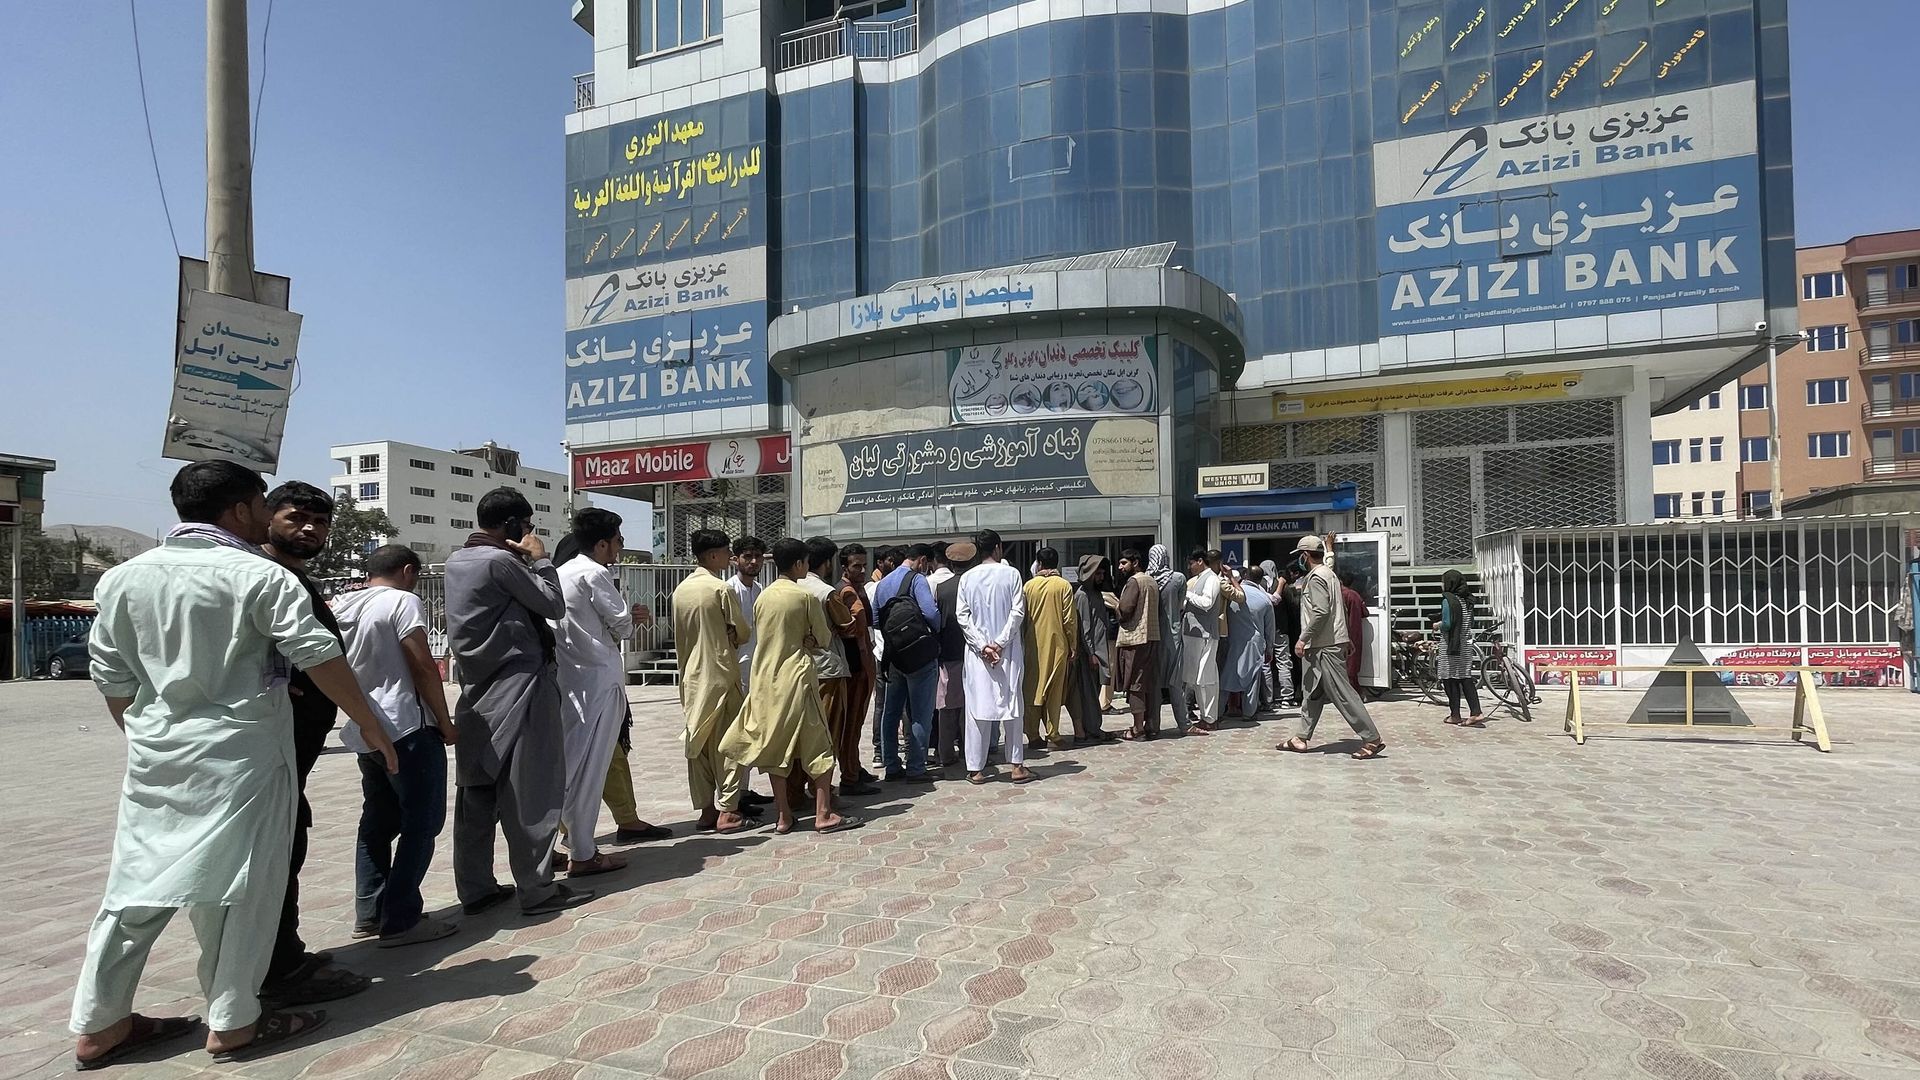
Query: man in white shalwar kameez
553 509 641 875
70 462 397 1069
955 529 1032 784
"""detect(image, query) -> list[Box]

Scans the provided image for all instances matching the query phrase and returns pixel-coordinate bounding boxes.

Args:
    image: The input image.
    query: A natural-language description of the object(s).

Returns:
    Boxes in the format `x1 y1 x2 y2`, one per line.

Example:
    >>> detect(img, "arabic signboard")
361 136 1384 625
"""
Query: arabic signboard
1373 80 1762 337
1527 647 1617 687
565 249 766 331
948 336 1156 425
573 434 791 490
842 274 1054 336
799 418 1158 517
565 96 767 273
1272 371 1590 419
164 290 301 472
565 93 771 428
1198 464 1270 495
1806 646 1906 689
565 299 765 423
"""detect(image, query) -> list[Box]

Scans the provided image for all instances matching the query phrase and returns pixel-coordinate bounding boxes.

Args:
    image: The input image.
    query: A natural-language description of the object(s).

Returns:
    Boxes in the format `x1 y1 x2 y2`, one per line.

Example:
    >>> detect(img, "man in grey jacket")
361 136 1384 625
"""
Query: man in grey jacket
445 488 594 917
1278 535 1385 759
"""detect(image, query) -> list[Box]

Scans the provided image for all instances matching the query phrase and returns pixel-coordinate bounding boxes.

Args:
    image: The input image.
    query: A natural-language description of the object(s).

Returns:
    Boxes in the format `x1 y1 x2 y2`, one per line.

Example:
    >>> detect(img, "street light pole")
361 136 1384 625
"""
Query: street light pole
1767 335 1783 520
206 0 256 302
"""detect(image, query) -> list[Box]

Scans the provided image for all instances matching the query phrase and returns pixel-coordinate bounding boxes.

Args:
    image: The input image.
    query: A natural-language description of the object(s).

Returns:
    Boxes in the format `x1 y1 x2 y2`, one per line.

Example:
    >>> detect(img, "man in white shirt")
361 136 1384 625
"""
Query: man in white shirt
552 509 644 876
1181 547 1224 734
333 545 458 948
726 535 767 694
956 529 1031 784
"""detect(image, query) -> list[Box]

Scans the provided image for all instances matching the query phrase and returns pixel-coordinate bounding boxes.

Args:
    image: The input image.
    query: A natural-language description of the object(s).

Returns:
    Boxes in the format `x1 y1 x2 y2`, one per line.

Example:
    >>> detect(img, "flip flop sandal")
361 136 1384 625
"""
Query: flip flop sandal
208 1010 329 1063
817 814 866 834
1277 738 1311 753
967 774 988 785
1463 717 1487 728
1011 772 1038 785
76 1014 200 1072
1444 716 1465 725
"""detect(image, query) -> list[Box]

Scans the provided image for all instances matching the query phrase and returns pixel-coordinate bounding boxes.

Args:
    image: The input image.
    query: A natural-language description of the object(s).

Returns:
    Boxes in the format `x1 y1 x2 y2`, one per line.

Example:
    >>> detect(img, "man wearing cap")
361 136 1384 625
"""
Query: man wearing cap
1278 535 1385 759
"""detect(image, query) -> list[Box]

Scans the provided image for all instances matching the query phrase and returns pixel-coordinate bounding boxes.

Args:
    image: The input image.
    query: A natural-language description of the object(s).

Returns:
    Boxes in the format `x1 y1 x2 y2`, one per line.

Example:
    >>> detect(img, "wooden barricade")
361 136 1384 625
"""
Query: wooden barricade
1538 665 1842 752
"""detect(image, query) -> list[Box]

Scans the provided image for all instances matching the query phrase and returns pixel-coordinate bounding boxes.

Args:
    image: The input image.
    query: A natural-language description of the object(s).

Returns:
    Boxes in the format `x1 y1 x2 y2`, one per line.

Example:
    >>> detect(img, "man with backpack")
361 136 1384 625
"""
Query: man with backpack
871 543 943 782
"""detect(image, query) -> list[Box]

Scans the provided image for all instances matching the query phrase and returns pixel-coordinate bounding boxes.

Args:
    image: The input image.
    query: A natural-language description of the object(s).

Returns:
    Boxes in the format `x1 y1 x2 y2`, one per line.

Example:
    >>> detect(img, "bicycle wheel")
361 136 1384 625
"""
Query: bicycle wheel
1481 652 1534 720
1417 655 1446 706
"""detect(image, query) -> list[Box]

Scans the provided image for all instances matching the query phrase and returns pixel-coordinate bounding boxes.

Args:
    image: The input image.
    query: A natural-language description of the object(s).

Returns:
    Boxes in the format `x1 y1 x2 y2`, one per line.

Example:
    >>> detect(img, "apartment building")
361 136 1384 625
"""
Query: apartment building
1652 233 1920 517
329 441 580 563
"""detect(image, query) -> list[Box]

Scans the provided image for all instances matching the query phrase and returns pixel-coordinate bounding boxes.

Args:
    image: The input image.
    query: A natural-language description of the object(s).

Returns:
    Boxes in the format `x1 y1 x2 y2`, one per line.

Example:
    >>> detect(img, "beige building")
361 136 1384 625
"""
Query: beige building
1653 232 1920 516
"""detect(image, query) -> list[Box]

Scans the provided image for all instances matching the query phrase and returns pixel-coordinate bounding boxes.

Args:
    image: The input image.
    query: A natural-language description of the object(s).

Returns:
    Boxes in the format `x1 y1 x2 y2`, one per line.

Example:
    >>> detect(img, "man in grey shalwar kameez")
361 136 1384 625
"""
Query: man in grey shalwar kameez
445 488 595 917
1223 564 1277 718
1148 545 1192 733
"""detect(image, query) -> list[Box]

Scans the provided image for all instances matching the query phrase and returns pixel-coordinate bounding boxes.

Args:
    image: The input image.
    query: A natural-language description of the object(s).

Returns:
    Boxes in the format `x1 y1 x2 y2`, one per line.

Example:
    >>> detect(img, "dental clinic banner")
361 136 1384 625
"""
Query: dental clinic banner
1373 81 1763 335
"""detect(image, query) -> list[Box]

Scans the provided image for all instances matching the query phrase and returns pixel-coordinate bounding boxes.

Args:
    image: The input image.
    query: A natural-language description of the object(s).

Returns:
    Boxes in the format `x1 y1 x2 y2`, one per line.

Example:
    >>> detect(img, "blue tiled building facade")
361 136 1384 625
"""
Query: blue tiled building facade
565 0 1794 562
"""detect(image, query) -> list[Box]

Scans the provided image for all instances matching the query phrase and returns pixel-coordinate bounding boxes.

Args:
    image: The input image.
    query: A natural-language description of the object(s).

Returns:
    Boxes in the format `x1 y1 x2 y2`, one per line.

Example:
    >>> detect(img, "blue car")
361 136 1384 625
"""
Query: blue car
41 634 90 679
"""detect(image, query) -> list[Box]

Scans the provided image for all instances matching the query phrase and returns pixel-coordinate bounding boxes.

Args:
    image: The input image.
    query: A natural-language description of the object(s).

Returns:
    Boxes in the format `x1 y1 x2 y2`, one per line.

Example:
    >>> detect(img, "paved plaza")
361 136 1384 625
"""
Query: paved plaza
2 679 1920 1079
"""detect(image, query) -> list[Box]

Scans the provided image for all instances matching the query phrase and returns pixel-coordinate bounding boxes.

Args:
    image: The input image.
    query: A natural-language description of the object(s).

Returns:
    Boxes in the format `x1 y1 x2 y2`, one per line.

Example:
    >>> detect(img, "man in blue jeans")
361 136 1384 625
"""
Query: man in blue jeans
872 543 942 781
332 545 460 947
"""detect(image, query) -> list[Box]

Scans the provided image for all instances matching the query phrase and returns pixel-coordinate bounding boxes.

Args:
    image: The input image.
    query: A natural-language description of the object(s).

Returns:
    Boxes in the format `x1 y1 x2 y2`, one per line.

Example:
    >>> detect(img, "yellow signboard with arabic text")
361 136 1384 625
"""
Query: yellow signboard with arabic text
1271 372 1587 420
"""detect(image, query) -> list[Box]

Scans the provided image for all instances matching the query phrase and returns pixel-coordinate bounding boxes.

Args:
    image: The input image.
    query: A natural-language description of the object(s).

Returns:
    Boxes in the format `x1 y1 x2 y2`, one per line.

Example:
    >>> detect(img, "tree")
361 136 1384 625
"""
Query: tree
309 494 398 579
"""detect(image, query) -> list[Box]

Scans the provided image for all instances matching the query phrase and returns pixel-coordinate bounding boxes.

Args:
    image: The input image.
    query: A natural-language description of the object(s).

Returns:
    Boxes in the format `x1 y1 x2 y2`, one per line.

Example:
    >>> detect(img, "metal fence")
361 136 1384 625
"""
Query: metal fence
1477 515 1918 687
775 12 918 71
573 71 594 112
24 614 92 677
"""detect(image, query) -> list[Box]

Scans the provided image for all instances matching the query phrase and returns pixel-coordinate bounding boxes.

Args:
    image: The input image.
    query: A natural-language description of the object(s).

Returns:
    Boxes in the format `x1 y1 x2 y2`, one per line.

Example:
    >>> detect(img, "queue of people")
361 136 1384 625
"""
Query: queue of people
65 463 1385 1070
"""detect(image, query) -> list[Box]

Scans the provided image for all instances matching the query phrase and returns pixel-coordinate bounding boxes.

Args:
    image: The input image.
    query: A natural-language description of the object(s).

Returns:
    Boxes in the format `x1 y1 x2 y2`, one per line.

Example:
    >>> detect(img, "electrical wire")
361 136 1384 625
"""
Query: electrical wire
252 0 275 154
128 0 182 257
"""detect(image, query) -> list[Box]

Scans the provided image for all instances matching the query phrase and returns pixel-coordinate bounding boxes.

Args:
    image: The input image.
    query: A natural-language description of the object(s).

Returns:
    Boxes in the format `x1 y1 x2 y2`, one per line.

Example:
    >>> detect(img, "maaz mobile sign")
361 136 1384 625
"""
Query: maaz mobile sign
1373 81 1762 336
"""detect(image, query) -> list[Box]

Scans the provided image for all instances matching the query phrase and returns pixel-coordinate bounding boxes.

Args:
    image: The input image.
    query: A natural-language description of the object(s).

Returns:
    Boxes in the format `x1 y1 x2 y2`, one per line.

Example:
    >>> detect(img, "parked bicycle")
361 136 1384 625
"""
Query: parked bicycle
1479 630 1537 721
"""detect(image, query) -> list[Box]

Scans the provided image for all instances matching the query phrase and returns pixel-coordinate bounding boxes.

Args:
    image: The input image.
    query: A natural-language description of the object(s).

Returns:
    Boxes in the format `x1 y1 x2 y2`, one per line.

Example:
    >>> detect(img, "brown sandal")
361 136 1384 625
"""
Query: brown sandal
1277 737 1310 753
1351 741 1386 760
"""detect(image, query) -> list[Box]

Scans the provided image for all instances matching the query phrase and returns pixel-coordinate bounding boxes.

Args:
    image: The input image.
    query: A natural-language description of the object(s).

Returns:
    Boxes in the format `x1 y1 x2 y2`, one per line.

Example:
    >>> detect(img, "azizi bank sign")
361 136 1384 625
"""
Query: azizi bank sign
1372 81 1763 339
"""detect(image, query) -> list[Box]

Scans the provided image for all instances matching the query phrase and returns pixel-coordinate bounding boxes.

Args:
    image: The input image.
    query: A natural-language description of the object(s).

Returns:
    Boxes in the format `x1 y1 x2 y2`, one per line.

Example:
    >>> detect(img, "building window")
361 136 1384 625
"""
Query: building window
1654 493 1682 519
1739 385 1768 410
1902 428 1920 456
408 458 436 471
451 492 474 503
1687 437 1704 463
1652 440 1682 466
1690 492 1706 517
534 503 553 513
1686 390 1724 412
537 527 553 538
1805 325 1850 352
358 454 381 472
1808 432 1851 459
450 518 474 530
1709 436 1725 462
410 514 436 525
630 0 723 60
359 482 381 499
409 486 436 498
1743 491 1773 515
1741 437 1770 463
1801 272 1846 300
1897 264 1920 290
1711 491 1726 515
1805 378 1850 406
535 480 552 490
451 465 474 477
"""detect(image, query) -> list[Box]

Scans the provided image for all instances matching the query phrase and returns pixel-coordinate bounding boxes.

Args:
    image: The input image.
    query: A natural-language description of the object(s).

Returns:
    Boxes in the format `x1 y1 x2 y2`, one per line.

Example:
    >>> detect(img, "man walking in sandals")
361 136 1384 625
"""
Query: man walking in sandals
1277 535 1386 760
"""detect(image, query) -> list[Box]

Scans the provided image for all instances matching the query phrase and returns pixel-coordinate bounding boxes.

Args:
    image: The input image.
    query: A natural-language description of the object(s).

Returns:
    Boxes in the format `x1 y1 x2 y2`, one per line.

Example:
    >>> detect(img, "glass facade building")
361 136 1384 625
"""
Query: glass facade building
563 0 1794 562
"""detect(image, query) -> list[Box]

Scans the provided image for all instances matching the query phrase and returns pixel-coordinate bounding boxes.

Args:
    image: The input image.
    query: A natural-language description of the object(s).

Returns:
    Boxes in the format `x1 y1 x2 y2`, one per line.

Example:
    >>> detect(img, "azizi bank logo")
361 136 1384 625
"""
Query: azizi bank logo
1417 127 1490 198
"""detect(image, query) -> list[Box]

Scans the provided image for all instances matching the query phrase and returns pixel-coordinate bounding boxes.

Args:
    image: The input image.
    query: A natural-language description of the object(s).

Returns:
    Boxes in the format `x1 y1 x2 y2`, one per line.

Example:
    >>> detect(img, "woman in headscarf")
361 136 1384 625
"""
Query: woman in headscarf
1065 554 1117 744
1437 569 1484 727
1147 545 1192 732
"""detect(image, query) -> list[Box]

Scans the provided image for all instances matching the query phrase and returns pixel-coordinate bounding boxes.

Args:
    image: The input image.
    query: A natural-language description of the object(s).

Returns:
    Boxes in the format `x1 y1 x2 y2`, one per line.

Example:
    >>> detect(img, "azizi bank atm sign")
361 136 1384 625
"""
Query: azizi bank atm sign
1372 81 1762 339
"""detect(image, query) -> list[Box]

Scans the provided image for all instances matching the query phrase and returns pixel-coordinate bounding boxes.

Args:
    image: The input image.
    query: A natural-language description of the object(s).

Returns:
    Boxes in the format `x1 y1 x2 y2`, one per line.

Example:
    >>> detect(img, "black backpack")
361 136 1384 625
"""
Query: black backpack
878 572 940 673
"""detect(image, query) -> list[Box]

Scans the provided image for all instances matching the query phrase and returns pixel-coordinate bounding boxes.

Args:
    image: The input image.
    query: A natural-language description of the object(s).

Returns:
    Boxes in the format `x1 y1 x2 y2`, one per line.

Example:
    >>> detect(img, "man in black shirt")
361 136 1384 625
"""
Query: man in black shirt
259 482 372 1005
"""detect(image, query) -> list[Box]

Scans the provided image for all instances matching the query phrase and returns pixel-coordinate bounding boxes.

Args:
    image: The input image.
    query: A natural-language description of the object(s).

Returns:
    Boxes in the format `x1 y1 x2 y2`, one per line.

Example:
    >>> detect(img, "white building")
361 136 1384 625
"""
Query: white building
1648 381 1745 520
329 441 580 564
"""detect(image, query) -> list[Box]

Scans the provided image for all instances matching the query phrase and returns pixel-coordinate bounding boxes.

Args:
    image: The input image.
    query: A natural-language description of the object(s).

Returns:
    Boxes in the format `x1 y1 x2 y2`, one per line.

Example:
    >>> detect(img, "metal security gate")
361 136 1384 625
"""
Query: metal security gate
1221 416 1382 518
1476 516 1916 687
666 476 789 560
1414 400 1620 564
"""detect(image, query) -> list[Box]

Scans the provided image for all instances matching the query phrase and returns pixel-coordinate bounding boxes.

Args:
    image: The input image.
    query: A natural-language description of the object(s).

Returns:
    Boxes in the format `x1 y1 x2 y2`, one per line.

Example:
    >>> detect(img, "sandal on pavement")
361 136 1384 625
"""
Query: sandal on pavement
817 814 865 834
567 852 627 877
1277 737 1311 753
1351 741 1387 760
260 961 368 1007
523 884 595 915
208 1010 328 1064
75 1014 200 1072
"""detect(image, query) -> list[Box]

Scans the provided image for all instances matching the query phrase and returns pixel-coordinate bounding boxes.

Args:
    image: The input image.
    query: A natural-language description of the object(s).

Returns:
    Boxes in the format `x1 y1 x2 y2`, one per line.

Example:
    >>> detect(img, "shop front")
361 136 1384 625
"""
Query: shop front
768 254 1246 558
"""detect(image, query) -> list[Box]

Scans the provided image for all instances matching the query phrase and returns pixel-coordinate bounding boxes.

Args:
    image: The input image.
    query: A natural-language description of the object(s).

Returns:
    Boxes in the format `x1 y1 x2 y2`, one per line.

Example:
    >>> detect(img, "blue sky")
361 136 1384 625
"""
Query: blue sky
4 1 1914 537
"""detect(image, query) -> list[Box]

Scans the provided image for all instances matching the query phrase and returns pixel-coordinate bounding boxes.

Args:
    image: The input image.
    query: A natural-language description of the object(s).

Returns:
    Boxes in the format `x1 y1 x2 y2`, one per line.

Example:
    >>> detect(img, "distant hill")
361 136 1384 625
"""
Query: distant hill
44 524 157 562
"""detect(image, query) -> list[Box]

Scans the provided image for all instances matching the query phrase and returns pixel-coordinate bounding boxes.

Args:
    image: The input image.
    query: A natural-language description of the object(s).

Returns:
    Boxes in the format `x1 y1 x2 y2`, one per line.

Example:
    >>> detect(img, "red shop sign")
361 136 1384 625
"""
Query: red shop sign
574 434 791 490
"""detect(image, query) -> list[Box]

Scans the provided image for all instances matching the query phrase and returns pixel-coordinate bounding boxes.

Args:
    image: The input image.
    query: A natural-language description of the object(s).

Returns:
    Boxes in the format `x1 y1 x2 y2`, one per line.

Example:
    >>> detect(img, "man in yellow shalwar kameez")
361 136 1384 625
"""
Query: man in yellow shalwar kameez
1022 546 1079 751
720 537 866 836
672 529 756 833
